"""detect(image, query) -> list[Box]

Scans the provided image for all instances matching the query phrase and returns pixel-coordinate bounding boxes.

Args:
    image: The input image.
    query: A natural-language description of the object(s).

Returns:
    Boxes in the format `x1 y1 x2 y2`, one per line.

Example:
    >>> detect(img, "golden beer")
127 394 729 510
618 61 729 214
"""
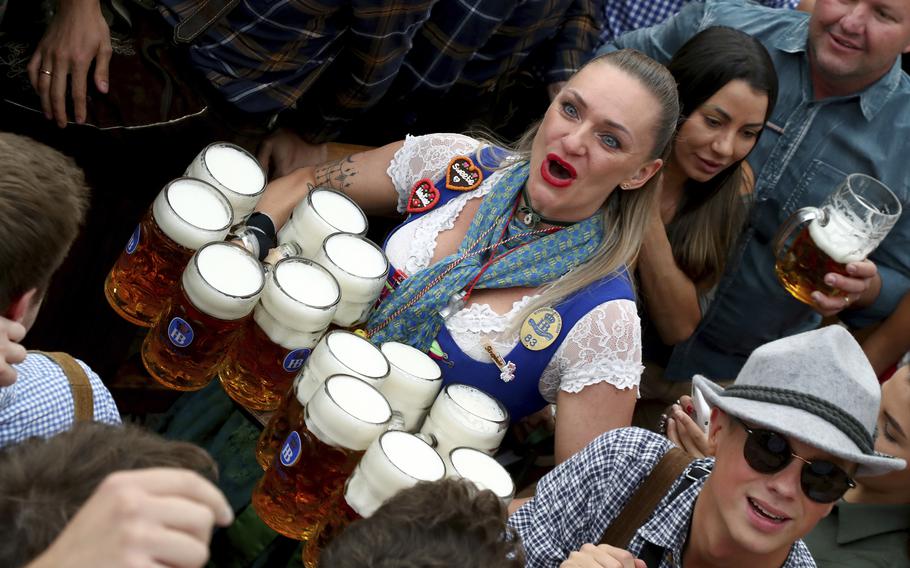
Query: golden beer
255 330 390 469
219 258 339 410
105 178 233 326
142 242 264 391
252 375 393 540
773 173 901 306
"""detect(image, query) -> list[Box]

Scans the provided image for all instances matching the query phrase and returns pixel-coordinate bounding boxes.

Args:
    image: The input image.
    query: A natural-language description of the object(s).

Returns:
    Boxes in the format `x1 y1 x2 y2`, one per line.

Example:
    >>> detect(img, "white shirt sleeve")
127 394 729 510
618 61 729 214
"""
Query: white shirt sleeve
386 133 481 213
538 299 643 402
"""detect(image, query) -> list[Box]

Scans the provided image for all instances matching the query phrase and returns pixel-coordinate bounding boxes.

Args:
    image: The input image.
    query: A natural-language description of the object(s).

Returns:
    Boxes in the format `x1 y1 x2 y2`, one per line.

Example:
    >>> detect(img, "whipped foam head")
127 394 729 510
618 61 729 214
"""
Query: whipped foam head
450 447 515 501
255 258 339 347
305 375 392 450
448 384 508 426
326 330 390 380
155 178 233 249
809 210 877 264
323 234 389 280
379 342 442 411
311 189 367 234
202 143 265 196
183 242 264 319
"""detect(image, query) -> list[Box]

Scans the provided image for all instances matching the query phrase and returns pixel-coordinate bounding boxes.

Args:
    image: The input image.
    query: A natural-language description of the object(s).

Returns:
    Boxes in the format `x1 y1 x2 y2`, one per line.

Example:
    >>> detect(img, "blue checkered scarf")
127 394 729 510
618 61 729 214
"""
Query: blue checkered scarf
368 161 604 351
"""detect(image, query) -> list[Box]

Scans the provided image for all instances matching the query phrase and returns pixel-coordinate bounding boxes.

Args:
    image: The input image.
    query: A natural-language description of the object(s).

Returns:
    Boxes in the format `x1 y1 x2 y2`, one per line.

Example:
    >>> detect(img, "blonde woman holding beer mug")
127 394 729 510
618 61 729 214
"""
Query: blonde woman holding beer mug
256 48 679 462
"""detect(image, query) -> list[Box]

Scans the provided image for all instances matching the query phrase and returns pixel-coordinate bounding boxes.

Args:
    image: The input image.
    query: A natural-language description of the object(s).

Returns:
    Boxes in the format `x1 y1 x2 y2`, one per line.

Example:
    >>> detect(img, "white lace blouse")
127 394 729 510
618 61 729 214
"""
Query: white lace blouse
384 133 643 403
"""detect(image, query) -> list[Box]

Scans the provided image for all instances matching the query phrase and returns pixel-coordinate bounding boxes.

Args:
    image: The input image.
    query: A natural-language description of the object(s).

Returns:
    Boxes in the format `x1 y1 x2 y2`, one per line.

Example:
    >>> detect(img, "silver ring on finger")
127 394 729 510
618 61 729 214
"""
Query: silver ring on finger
40 69 53 77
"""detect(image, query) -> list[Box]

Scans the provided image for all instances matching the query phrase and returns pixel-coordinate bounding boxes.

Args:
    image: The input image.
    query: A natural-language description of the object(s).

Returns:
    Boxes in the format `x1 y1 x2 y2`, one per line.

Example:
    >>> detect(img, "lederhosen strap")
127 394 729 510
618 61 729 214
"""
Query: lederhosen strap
30 351 94 422
599 447 709 565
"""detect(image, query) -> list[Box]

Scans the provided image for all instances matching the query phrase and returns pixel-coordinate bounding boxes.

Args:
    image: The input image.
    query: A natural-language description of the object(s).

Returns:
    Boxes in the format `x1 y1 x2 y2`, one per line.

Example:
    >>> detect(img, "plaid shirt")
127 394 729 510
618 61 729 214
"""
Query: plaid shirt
156 0 599 142
509 428 816 568
0 353 121 449
598 0 801 45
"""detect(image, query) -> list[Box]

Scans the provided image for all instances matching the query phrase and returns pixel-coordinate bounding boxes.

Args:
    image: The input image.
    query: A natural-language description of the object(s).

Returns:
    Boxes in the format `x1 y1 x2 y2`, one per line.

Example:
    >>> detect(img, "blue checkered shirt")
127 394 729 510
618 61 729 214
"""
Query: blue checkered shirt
598 0 800 45
0 353 121 449
509 428 816 567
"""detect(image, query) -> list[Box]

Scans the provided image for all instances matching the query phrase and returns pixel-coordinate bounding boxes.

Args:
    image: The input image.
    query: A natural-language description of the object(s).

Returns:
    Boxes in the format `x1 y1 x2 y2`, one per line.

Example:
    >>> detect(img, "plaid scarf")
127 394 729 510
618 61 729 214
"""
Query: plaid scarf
368 161 605 351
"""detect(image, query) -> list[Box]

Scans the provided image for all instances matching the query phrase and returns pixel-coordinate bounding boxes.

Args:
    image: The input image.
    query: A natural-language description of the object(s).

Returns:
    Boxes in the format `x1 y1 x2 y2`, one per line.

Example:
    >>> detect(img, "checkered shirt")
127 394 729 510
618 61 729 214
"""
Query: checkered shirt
598 0 800 45
508 427 816 567
156 0 599 142
0 353 121 449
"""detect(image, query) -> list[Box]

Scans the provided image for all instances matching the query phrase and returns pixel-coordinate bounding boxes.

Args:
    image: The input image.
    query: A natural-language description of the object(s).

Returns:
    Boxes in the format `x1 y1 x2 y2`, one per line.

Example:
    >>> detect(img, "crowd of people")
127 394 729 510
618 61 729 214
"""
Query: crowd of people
1 0 910 566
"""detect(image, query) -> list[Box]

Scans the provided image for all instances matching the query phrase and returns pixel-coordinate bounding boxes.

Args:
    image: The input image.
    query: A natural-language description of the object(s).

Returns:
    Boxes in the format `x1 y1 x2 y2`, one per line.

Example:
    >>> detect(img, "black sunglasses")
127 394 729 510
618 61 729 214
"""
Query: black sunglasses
736 419 856 503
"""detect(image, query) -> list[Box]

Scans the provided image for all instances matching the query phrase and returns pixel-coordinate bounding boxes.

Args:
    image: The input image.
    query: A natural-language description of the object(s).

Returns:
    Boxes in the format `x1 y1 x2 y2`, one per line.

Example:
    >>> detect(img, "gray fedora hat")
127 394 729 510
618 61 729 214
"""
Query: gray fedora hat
693 326 906 477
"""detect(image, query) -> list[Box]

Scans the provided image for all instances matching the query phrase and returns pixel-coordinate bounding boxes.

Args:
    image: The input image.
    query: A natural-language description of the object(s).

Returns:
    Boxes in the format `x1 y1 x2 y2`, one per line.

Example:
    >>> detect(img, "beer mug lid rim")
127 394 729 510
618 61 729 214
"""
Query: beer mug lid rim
272 257 341 309
449 447 515 500
444 384 509 424
325 330 390 379
194 242 265 299
380 342 442 382
164 178 233 232
842 173 902 218
379 431 446 482
324 374 392 424
200 142 266 196
321 233 389 280
307 188 368 235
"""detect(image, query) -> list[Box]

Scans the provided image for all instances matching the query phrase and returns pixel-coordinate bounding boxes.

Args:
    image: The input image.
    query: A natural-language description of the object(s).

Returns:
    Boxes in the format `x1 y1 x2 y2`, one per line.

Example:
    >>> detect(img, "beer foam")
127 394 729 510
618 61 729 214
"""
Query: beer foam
156 178 233 249
184 243 264 319
326 331 390 379
311 189 367 233
274 260 339 307
808 212 871 264
306 375 391 450
324 234 388 279
381 431 446 481
448 385 507 424
203 144 265 196
381 342 442 381
450 447 515 501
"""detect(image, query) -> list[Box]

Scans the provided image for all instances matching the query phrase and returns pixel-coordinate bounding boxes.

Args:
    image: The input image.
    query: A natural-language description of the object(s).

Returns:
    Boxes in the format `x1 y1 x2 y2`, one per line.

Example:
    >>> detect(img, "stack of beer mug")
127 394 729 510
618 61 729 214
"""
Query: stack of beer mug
218 257 340 410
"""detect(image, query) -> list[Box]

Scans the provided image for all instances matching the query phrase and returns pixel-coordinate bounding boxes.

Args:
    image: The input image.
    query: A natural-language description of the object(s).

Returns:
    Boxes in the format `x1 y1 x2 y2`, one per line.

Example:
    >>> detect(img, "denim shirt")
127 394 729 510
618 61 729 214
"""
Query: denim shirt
598 0 910 380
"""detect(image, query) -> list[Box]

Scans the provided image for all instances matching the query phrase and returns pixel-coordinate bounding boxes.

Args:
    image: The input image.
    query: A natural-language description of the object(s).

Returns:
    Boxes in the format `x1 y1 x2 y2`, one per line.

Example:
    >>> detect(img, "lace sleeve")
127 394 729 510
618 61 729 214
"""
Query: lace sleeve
538 299 643 402
386 133 481 212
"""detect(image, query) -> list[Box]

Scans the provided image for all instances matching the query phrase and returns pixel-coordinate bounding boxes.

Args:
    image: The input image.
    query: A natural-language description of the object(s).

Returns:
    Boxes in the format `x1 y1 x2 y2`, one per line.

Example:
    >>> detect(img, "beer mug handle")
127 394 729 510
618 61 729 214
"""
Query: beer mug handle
413 431 438 448
388 410 407 432
772 207 824 258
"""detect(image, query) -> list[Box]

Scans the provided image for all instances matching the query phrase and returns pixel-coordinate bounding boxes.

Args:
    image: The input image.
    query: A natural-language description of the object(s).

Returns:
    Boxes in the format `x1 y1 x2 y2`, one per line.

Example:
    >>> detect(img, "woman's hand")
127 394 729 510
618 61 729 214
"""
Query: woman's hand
560 543 647 568
27 0 112 127
810 260 880 317
665 396 712 458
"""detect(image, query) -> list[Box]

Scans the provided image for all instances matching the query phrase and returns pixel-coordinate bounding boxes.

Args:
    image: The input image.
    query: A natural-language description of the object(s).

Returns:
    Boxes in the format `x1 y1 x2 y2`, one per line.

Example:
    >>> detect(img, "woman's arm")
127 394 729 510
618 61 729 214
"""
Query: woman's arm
254 140 404 228
554 382 637 463
637 206 702 345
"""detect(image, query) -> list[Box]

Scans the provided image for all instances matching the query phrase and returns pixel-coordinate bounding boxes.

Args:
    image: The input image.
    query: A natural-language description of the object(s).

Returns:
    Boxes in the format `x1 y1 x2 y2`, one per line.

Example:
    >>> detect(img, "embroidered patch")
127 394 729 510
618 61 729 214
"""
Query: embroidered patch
406 178 440 213
520 308 562 351
445 156 483 191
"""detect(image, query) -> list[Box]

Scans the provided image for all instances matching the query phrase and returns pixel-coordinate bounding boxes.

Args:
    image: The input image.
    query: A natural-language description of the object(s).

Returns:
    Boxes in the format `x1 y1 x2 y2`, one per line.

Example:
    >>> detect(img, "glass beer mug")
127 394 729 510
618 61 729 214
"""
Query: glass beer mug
251 374 394 540
448 447 516 504
379 342 443 431
419 384 509 473
105 178 233 326
219 257 340 410
302 430 446 568
277 188 368 258
185 142 266 220
774 173 901 305
315 233 389 327
142 242 264 390
256 330 390 468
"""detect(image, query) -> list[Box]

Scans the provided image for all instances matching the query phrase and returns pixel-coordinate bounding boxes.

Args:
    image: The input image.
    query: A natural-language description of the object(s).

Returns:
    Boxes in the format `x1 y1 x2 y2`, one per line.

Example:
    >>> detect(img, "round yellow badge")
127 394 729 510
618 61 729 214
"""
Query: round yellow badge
519 308 562 351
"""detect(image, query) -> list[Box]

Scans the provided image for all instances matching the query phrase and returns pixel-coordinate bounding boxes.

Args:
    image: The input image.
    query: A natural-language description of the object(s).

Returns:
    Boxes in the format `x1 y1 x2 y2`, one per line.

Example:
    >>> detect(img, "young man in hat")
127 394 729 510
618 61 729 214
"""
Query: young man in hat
509 325 906 567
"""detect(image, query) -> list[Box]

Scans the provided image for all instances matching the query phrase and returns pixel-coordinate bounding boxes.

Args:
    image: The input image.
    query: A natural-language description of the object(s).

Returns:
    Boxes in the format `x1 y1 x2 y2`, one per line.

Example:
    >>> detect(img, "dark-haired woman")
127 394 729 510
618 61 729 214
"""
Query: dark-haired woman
636 26 778 402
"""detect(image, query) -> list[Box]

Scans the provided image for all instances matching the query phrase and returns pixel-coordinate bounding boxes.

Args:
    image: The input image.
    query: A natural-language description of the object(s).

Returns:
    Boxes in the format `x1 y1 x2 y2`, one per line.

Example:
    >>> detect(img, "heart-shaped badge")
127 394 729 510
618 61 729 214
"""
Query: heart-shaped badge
406 178 440 213
445 156 483 191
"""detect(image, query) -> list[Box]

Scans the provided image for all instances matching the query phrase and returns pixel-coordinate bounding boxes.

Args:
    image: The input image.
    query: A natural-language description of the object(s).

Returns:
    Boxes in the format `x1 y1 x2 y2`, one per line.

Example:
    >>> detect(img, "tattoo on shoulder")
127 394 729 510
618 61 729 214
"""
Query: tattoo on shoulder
314 155 358 191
